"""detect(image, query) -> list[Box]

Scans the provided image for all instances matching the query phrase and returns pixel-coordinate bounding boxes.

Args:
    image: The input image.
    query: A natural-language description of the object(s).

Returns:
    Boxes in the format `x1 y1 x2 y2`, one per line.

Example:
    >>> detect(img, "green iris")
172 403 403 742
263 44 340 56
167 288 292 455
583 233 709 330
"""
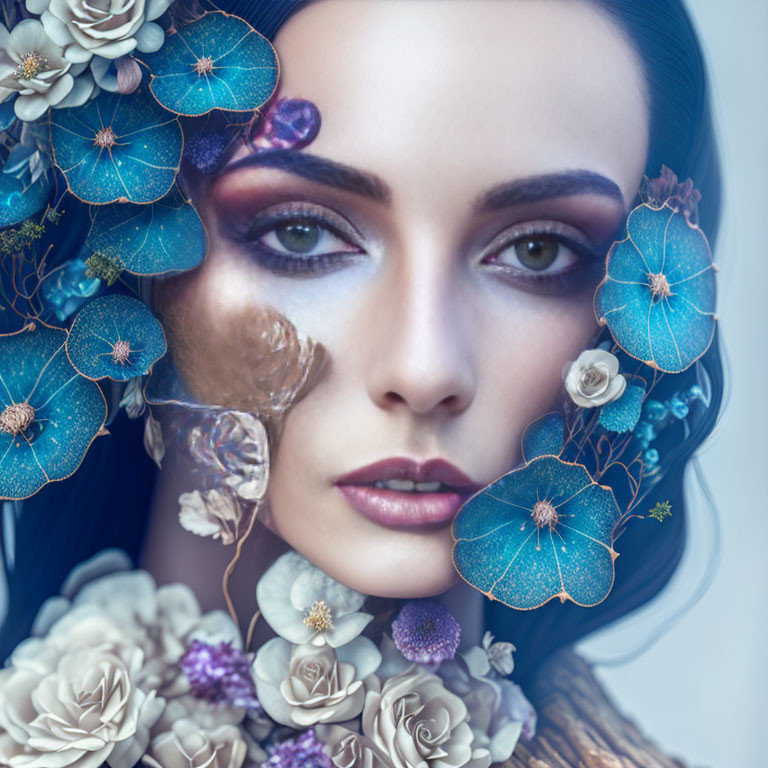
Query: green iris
515 236 558 270
276 221 320 253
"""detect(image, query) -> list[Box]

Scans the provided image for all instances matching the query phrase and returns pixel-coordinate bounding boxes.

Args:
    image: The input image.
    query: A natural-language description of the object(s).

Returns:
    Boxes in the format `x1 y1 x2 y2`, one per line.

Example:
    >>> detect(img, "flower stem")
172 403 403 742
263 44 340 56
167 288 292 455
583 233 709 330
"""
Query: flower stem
221 503 259 640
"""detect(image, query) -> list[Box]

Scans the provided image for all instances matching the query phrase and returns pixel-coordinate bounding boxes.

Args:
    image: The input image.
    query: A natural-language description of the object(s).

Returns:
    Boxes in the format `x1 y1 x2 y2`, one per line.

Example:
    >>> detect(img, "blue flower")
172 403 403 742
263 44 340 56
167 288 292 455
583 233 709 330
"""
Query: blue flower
85 186 207 276
0 323 106 500
453 456 620 609
139 11 278 116
0 165 49 228
594 202 717 373
522 411 565 462
599 384 646 433
50 89 182 204
66 294 166 381
41 258 101 322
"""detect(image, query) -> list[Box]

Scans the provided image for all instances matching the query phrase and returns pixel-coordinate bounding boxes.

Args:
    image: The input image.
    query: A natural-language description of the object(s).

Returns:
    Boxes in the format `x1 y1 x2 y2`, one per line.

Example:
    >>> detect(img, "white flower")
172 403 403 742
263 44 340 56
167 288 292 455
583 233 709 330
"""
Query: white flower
252 636 381 728
362 665 489 768
178 489 242 545
481 631 516 677
142 720 247 768
257 550 373 647
0 643 164 768
315 725 393 768
0 19 94 121
26 0 172 62
31 550 241 699
564 349 626 408
439 647 535 764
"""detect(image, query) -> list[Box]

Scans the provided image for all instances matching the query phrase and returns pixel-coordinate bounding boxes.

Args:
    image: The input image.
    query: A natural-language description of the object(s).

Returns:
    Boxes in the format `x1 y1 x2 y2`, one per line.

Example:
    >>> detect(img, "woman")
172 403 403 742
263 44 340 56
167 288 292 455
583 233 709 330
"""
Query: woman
0 0 721 766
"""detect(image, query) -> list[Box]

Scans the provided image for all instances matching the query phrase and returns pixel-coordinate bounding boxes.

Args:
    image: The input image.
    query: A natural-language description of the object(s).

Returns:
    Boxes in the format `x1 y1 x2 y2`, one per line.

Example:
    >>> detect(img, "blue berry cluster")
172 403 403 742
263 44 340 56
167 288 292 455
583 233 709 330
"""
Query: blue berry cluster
634 384 706 472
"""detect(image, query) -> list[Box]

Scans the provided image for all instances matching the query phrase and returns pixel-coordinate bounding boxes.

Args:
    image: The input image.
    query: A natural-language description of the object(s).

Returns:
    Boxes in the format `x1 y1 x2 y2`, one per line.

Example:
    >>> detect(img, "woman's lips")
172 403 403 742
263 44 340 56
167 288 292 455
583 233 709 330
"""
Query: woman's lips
334 458 482 528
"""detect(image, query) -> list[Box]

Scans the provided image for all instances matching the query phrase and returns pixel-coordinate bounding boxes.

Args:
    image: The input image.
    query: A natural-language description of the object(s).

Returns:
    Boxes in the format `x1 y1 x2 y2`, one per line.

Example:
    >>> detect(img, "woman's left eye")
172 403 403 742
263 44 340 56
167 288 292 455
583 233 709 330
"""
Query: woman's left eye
481 222 603 293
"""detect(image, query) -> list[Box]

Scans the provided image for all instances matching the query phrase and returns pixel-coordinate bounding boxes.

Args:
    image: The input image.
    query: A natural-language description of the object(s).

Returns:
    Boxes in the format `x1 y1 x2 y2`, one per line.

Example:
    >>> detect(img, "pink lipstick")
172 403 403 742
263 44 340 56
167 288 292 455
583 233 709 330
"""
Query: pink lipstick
335 458 481 528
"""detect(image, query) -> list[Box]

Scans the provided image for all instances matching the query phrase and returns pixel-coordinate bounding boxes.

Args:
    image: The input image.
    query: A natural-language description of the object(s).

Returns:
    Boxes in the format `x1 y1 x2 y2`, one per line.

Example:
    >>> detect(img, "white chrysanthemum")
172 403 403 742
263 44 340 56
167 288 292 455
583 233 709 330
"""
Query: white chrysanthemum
564 349 626 408
0 19 94 121
26 0 172 62
257 550 373 648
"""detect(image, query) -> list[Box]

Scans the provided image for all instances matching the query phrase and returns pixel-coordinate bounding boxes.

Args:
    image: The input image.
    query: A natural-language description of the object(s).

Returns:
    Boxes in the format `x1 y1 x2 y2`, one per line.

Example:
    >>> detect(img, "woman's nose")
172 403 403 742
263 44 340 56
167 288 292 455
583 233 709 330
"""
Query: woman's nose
364 251 477 417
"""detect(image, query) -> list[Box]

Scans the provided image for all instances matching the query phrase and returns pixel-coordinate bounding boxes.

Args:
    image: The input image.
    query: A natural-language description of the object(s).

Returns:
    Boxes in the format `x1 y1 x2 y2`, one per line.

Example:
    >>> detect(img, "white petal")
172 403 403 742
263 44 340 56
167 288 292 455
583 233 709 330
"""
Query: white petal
61 548 132 599
14 93 49 121
54 71 93 107
290 565 366 617
90 37 137 60
134 21 164 53
26 0 50 13
40 10 73 47
145 0 172 22
336 636 381 679
0 24 10 50
326 611 374 648
64 43 93 63
252 637 292 686
256 550 314 643
9 19 51 54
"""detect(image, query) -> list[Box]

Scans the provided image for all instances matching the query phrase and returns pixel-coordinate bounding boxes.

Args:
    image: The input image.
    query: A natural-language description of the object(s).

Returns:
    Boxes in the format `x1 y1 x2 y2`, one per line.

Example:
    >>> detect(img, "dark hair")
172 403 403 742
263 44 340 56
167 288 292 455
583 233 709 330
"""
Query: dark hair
0 0 724 683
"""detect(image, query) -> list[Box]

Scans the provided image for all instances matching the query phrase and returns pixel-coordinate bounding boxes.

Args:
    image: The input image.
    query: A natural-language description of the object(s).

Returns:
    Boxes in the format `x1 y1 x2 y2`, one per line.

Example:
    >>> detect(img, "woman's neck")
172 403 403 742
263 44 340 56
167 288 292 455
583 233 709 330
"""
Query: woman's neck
142 451 486 649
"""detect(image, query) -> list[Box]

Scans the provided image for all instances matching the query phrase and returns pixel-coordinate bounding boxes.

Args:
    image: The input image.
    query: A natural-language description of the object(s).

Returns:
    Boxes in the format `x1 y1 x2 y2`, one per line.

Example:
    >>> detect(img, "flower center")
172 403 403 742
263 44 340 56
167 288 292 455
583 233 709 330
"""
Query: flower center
303 600 334 633
194 56 215 76
93 127 117 149
0 402 35 436
14 51 48 80
576 363 609 398
532 500 558 529
648 272 672 299
111 340 132 365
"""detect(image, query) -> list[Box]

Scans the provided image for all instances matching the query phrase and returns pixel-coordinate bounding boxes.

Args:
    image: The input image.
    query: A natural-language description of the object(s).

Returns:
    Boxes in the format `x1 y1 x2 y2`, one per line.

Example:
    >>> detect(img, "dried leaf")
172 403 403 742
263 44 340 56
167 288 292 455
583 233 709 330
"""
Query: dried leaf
143 412 165 469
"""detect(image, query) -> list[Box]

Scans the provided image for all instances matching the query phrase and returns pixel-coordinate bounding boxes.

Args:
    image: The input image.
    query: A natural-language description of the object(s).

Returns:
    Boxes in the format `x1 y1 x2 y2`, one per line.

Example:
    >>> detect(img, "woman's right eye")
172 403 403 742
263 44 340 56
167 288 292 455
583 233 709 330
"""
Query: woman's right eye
230 205 366 275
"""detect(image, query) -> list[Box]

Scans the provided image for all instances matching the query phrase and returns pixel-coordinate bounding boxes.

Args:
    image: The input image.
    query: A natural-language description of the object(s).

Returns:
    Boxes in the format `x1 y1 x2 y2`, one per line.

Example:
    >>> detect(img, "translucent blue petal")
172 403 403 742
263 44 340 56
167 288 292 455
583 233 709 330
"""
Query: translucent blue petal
139 11 278 116
50 89 182 204
0 99 16 133
67 295 167 381
599 384 645 433
0 324 106 500
522 412 565 461
86 186 207 275
595 203 716 373
453 456 619 609
0 172 49 228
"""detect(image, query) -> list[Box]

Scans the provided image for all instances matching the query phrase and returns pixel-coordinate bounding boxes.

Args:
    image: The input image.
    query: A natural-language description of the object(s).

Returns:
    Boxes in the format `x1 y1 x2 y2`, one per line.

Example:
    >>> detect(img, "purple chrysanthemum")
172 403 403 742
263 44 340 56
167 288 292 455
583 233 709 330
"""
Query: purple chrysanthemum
392 601 461 667
264 729 331 768
184 131 227 174
180 639 260 710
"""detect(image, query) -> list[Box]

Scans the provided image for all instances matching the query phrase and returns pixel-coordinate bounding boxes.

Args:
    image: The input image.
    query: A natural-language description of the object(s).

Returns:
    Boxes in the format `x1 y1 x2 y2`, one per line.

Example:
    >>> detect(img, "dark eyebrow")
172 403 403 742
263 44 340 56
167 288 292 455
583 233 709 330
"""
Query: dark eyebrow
222 149 391 204
476 170 625 212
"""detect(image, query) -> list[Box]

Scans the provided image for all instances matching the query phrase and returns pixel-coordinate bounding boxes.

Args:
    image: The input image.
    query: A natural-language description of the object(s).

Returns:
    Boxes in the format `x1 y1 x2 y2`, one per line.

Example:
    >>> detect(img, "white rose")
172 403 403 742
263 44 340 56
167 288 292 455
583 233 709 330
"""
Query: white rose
142 720 247 768
0 19 94 121
363 665 490 768
564 349 626 408
252 636 381 728
316 725 394 768
0 644 163 768
26 0 172 62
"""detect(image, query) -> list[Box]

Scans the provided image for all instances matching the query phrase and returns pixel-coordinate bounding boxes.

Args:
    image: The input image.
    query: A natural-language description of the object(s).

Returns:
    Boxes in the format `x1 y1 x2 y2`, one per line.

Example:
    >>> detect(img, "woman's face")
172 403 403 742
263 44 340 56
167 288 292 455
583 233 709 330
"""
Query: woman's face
158 0 648 597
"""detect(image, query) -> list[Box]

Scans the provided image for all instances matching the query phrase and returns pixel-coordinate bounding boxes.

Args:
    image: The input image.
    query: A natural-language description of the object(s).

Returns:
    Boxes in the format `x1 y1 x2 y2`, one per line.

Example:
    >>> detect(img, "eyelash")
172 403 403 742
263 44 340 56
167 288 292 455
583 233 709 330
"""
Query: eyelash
227 203 604 292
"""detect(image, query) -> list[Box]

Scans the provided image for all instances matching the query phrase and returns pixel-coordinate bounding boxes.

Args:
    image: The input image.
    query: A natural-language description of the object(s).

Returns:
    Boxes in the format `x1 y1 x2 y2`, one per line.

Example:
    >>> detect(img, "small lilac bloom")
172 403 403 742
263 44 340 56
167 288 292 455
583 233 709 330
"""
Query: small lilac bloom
264 729 332 768
180 639 260 710
392 601 461 668
184 131 228 174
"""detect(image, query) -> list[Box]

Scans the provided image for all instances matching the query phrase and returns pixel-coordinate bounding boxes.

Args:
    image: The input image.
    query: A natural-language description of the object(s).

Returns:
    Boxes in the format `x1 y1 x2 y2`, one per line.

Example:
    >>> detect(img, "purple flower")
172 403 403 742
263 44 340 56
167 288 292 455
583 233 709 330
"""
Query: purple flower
184 130 227 174
264 97 321 150
264 729 331 768
392 601 461 668
180 639 260 710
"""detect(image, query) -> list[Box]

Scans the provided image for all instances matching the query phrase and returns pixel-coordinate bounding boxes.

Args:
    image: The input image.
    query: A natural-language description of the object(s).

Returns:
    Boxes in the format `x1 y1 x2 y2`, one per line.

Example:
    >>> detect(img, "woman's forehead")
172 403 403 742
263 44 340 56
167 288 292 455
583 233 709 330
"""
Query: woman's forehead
271 0 649 208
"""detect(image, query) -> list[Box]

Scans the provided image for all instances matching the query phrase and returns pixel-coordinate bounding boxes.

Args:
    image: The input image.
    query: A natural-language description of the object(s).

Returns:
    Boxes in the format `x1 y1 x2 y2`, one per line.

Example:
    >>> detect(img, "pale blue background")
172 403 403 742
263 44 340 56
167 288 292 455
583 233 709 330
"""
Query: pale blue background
579 3 767 766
